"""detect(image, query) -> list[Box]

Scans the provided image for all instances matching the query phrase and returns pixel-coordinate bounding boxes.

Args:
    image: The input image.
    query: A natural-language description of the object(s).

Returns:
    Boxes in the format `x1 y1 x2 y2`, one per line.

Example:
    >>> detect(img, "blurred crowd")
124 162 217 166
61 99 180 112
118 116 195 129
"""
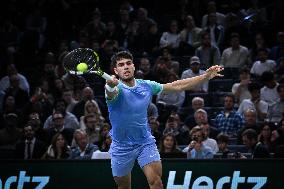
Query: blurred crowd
0 0 283 160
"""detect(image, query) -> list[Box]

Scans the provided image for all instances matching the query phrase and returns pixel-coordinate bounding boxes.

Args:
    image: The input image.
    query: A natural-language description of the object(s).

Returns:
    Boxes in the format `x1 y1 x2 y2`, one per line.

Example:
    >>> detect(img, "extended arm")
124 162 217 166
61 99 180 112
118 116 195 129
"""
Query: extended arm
163 65 223 92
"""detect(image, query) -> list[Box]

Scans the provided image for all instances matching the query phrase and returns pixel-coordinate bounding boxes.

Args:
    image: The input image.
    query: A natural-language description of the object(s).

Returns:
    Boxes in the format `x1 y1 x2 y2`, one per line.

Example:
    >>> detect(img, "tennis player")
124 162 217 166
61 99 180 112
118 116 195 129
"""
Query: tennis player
105 51 223 189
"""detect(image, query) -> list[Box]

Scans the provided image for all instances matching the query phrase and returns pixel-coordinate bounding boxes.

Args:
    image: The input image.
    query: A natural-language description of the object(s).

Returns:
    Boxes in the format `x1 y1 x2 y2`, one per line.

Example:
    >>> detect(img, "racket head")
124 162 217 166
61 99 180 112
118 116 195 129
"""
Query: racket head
63 48 100 75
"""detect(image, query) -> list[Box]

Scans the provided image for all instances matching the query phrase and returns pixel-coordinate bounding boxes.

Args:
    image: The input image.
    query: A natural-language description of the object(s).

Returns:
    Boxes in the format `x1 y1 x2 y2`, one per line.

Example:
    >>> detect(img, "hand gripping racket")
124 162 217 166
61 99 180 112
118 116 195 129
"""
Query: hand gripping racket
63 48 112 80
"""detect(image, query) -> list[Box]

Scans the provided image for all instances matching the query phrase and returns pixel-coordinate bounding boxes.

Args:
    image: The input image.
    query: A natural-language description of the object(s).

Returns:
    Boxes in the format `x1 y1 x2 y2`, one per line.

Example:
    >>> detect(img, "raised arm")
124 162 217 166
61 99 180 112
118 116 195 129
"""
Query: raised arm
163 65 223 92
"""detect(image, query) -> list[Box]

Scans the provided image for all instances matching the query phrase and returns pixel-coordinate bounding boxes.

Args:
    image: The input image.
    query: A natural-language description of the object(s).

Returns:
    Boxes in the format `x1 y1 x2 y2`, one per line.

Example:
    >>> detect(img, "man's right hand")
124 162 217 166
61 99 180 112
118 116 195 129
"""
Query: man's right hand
106 75 119 88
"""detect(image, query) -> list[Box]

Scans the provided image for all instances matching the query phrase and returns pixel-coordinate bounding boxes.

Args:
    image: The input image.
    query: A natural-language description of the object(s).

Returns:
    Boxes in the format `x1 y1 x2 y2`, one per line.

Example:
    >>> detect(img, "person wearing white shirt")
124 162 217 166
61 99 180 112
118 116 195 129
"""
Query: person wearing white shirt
238 82 268 121
232 67 252 106
220 33 250 68
159 20 180 50
260 71 280 106
250 48 276 77
181 56 208 92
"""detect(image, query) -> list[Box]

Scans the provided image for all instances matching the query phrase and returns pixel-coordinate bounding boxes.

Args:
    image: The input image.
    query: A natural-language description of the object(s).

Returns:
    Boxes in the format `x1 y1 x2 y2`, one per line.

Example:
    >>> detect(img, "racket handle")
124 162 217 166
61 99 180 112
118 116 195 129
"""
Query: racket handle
101 72 113 80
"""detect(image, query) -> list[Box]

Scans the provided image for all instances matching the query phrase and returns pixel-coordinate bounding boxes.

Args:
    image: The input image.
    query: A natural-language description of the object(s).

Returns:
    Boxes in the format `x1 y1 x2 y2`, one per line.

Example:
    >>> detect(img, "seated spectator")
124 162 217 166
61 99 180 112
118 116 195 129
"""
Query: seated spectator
26 112 48 143
159 133 183 158
271 118 284 152
45 111 75 145
241 129 270 158
147 102 159 120
258 122 274 152
237 109 260 144
159 20 180 54
15 125 47 159
97 123 111 149
269 31 284 61
162 113 189 145
0 64 30 94
200 122 219 154
201 1 225 28
260 71 280 106
100 132 112 152
0 113 22 148
82 113 101 145
43 99 79 130
42 133 71 159
195 32 221 69
231 67 252 106
215 94 244 137
69 130 98 160
156 73 185 108
250 48 276 77
184 97 205 128
220 33 250 68
186 126 214 159
79 100 105 130
215 133 230 158
268 84 284 123
62 89 78 113
238 82 268 121
274 57 284 82
138 57 155 81
181 56 208 92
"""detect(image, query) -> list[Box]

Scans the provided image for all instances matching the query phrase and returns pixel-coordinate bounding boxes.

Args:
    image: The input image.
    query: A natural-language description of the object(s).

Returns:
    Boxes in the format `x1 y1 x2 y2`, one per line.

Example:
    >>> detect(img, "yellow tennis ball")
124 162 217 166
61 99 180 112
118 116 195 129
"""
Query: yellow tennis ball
76 62 88 72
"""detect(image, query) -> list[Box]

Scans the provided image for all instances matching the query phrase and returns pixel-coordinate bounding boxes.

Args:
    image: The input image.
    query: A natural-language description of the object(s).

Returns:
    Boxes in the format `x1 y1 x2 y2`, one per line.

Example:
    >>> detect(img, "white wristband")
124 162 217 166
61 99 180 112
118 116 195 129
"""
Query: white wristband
105 84 117 92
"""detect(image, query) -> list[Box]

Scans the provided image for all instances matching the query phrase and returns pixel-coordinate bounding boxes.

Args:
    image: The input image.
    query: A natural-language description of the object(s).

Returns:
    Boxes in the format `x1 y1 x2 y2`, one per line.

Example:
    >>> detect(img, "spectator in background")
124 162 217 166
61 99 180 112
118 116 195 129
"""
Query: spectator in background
215 133 230 158
220 33 250 68
162 113 189 145
159 20 180 54
238 82 268 121
195 32 221 69
79 100 104 130
258 122 274 152
138 57 155 81
159 133 183 158
250 48 276 77
156 73 185 108
200 122 219 154
100 132 112 152
179 15 202 56
15 125 47 159
181 56 208 92
185 108 208 130
141 22 160 56
69 129 98 160
0 95 22 128
202 13 224 49
237 109 259 144
26 112 48 143
186 126 214 159
43 99 79 130
62 89 78 113
268 84 284 123
274 57 284 83
0 64 30 94
147 102 159 120
82 113 101 145
269 31 284 61
45 111 75 145
248 33 269 62
215 94 245 137
242 129 270 158
3 74 29 110
42 133 71 159
201 1 225 28
232 67 252 106
260 71 280 106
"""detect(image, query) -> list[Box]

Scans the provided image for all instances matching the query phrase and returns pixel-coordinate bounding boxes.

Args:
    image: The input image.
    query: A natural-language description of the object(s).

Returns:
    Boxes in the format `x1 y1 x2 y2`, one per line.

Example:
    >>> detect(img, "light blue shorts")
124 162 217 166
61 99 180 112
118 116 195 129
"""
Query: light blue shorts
109 142 160 177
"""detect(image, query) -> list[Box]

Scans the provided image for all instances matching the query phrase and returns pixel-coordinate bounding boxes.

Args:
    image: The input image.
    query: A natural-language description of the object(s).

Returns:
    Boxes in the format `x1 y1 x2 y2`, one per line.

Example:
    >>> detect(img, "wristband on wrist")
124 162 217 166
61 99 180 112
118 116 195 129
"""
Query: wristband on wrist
105 84 117 92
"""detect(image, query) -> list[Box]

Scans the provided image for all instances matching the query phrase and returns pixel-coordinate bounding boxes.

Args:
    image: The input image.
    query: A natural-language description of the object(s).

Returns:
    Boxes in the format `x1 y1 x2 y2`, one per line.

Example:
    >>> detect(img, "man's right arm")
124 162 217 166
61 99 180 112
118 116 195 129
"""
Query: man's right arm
105 76 119 100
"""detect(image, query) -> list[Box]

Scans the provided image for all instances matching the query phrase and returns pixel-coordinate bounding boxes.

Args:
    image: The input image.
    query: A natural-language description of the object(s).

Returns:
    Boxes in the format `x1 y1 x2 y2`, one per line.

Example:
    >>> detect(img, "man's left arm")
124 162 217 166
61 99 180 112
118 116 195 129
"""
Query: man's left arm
163 65 223 92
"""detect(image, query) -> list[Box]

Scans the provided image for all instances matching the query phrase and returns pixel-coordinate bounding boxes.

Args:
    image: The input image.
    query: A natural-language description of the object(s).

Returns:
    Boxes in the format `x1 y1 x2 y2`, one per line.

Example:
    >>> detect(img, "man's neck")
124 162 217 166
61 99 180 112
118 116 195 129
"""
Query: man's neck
121 78 135 87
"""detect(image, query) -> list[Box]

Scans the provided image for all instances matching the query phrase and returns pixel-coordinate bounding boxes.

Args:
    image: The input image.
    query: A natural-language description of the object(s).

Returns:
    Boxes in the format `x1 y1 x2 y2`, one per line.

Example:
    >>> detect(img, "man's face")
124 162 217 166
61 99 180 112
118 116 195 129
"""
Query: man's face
242 135 254 148
52 113 64 128
114 58 135 81
244 111 256 125
195 112 207 125
224 96 234 110
139 59 150 72
85 116 97 130
75 133 88 150
29 113 41 126
24 126 34 140
192 100 204 110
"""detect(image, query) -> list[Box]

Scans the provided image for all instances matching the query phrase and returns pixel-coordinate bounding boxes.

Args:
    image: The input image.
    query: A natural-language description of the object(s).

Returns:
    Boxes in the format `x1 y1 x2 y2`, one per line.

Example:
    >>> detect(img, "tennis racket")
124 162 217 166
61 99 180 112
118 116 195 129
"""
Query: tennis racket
63 48 112 80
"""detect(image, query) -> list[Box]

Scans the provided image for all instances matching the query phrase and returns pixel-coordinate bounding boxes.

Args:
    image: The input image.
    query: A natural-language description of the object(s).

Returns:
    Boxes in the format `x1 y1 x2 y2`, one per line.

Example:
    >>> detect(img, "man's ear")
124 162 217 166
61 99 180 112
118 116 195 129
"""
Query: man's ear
113 67 118 75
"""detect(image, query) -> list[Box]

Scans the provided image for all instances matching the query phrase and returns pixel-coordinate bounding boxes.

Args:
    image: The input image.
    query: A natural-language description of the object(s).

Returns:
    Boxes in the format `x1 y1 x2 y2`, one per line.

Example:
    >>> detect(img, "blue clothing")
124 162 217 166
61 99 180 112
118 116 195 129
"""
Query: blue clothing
107 79 163 145
106 79 163 177
214 110 245 136
109 142 160 177
187 144 214 159
69 143 98 160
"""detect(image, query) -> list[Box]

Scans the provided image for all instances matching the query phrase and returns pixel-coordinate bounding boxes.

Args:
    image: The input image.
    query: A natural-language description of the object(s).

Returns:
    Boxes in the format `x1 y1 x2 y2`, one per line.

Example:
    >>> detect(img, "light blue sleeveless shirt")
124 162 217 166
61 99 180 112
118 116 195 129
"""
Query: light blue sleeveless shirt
107 79 163 145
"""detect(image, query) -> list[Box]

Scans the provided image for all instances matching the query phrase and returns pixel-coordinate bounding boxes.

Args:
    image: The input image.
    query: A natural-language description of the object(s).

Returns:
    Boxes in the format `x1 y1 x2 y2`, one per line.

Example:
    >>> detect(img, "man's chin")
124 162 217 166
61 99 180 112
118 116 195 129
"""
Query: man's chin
121 76 134 82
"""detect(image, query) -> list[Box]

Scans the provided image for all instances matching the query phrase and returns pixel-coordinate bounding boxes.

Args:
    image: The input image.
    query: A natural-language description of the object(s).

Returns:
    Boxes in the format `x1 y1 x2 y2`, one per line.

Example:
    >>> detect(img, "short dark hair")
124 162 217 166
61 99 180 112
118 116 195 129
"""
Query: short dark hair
261 71 274 82
230 32 240 40
242 129 258 140
216 133 229 143
111 51 133 68
224 93 235 102
248 82 261 92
